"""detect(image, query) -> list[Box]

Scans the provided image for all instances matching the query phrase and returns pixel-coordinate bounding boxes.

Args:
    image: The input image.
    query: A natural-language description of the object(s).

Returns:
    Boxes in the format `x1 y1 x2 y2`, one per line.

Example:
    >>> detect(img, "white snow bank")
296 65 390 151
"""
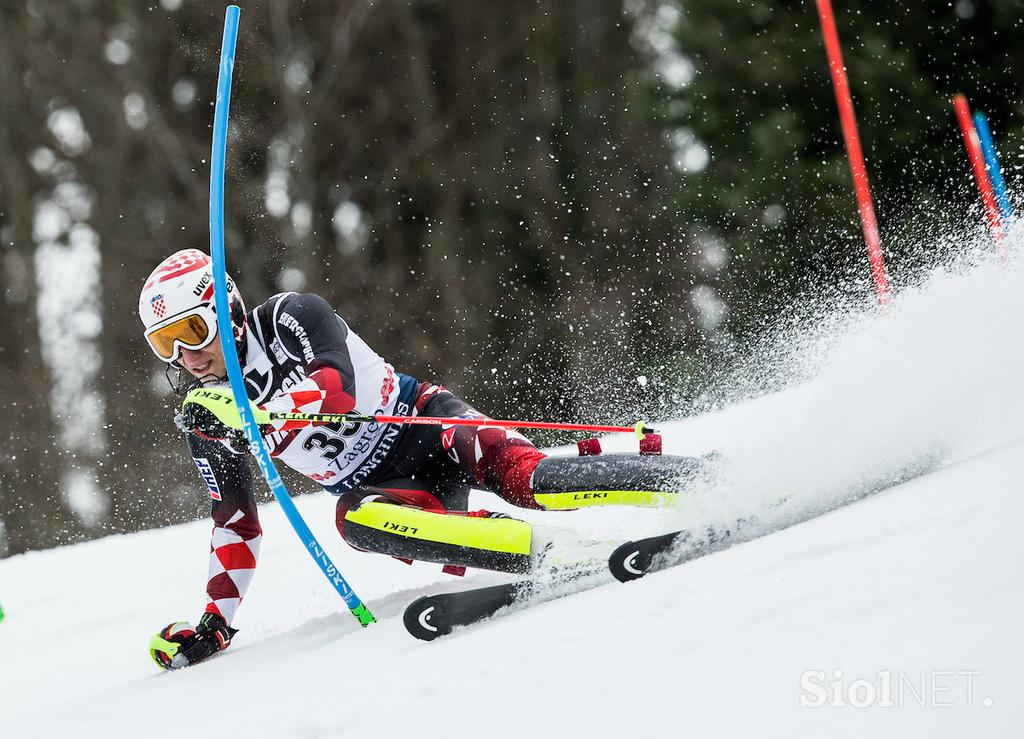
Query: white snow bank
1 439 1019 738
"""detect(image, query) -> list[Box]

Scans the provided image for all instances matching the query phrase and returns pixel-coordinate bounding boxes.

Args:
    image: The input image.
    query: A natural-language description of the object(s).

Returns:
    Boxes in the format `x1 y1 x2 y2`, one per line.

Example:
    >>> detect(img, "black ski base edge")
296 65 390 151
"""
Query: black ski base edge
608 532 683 582
403 561 609 641
404 581 530 641
609 521 745 582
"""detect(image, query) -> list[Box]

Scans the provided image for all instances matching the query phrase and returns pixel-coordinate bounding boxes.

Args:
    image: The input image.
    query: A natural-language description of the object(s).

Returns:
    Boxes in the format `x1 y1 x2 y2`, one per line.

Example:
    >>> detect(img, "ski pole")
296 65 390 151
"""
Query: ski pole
184 387 659 438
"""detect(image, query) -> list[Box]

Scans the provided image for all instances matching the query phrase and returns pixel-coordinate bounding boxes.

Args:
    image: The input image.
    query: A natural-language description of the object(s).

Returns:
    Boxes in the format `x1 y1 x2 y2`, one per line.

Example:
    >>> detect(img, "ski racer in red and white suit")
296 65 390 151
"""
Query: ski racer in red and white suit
140 249 693 669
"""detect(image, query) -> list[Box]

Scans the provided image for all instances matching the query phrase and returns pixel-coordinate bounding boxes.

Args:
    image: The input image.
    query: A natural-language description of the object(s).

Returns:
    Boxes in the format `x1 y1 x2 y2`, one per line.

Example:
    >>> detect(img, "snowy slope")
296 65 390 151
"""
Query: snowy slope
2 249 1023 737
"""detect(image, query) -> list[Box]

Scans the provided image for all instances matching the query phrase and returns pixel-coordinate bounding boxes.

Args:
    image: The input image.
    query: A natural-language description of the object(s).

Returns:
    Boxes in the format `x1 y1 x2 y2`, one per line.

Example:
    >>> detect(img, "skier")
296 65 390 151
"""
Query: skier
141 249 701 669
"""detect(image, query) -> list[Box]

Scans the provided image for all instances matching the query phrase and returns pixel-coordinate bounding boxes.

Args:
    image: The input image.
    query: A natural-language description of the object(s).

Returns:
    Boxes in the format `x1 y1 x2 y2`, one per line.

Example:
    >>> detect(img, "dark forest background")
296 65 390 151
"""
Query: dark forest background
2 0 1021 556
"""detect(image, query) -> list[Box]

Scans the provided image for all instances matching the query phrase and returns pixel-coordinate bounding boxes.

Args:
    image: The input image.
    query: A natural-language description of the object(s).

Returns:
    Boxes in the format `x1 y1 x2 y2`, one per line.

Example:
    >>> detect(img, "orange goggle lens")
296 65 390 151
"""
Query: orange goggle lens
145 313 216 362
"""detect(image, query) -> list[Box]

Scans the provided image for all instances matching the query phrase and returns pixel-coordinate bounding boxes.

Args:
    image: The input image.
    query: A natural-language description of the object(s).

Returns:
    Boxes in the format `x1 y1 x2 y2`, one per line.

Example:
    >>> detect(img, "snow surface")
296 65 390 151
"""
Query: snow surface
2 249 1023 737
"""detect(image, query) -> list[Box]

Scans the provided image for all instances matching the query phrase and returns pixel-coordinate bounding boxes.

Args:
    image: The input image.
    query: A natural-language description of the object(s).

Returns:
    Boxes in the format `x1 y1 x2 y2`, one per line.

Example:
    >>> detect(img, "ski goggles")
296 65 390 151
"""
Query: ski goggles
144 306 219 363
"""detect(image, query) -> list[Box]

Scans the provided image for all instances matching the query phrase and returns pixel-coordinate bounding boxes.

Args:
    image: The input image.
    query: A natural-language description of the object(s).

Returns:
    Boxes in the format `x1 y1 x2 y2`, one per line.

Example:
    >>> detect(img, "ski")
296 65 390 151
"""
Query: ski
404 507 771 640
404 524 743 639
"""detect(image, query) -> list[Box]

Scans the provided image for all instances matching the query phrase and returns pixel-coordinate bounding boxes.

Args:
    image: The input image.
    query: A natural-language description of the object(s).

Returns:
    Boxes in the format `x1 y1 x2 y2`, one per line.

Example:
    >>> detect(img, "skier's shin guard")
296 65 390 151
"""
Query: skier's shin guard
341 502 534 574
530 453 706 510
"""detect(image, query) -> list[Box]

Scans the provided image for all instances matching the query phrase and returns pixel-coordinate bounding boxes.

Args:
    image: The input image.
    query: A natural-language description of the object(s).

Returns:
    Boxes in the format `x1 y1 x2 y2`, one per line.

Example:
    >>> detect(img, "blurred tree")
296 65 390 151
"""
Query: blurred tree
0 3 93 553
7 0 1020 555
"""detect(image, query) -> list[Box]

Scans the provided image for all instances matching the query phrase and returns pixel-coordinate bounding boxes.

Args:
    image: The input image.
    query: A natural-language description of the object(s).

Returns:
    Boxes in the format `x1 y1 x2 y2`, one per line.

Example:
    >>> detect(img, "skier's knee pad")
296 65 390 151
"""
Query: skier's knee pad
335 486 446 547
531 453 706 510
341 501 533 573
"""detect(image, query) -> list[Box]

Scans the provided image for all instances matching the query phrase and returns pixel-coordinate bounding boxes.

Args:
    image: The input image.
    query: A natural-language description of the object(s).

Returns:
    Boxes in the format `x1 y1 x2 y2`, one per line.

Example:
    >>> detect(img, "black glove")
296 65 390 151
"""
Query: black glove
175 402 249 454
168 613 238 670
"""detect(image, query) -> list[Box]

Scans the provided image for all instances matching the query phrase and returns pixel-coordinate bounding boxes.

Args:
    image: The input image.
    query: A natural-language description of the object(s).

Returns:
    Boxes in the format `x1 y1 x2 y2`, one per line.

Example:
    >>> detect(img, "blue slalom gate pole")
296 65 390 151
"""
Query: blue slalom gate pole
208 5 375 627
973 111 1014 223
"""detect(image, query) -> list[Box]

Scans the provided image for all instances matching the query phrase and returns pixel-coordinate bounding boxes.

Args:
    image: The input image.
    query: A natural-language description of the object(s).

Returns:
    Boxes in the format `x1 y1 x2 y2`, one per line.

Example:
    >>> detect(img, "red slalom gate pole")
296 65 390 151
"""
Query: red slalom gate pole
815 0 891 304
952 94 1007 256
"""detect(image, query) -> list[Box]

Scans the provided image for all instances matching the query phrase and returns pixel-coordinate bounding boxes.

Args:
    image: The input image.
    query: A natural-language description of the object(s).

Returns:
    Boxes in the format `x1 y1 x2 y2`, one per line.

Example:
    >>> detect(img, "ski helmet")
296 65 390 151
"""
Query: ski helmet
139 249 246 364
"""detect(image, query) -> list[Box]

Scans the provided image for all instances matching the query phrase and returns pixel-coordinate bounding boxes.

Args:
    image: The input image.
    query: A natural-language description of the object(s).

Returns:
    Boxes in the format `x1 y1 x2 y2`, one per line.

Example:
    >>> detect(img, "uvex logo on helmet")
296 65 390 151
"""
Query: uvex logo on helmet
193 272 213 297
